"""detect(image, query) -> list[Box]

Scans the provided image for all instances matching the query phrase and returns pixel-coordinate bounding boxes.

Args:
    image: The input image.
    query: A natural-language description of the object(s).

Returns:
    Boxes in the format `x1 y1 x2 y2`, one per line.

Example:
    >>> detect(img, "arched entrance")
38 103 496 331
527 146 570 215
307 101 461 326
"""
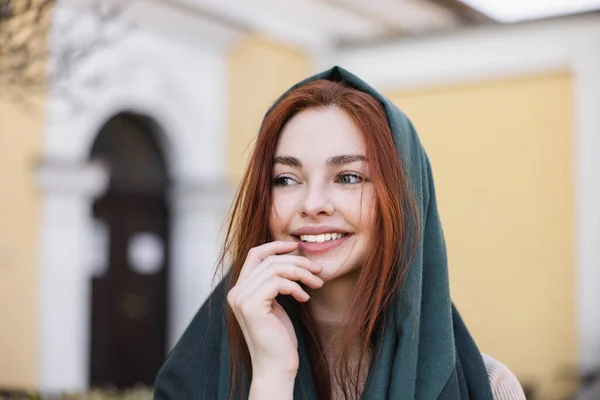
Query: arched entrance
88 113 169 388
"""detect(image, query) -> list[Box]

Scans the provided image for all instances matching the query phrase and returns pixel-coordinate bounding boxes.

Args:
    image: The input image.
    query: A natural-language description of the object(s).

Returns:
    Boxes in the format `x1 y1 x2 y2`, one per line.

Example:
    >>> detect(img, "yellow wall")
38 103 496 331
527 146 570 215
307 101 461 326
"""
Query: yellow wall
386 73 575 394
227 35 312 183
0 98 44 388
0 0 50 388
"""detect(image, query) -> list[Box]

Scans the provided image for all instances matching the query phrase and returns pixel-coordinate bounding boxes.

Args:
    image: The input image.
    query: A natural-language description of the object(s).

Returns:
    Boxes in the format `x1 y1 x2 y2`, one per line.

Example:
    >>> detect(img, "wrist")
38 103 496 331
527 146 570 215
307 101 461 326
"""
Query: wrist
252 357 298 379
250 369 296 399
252 362 297 382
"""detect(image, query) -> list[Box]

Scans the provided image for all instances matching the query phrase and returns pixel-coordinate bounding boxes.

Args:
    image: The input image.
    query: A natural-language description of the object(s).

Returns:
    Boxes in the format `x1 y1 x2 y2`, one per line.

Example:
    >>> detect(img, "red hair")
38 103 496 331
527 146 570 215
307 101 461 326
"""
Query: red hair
220 80 419 399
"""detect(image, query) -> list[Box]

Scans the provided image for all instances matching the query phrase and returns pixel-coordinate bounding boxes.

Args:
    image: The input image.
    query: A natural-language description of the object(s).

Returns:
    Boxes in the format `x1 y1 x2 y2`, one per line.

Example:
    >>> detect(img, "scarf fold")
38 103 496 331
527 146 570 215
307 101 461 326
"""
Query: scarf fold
154 66 493 400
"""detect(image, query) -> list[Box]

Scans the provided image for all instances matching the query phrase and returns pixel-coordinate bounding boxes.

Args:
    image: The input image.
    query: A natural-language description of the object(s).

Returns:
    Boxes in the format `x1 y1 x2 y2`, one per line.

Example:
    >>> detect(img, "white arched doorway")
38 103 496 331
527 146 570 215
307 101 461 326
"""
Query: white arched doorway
37 38 232 392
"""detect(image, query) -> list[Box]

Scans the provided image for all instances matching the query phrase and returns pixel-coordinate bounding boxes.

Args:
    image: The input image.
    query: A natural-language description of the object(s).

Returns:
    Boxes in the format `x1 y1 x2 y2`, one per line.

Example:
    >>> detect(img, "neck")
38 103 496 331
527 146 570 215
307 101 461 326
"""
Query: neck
306 269 359 324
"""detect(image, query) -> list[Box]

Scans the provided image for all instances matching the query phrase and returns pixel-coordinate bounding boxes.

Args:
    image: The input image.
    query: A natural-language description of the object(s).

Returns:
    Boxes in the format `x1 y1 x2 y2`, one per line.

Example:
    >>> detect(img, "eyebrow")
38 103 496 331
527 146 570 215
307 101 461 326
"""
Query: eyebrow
273 154 366 168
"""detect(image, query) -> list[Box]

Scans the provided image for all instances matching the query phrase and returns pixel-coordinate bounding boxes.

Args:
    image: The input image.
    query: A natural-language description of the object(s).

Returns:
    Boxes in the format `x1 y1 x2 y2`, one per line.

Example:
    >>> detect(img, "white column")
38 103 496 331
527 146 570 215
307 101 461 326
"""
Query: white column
36 161 108 393
168 180 232 349
573 46 600 372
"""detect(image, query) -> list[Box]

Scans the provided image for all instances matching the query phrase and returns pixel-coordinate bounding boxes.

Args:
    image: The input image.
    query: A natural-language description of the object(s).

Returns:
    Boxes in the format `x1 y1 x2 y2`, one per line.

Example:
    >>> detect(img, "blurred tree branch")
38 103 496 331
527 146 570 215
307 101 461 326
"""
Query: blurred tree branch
0 0 132 109
0 0 53 103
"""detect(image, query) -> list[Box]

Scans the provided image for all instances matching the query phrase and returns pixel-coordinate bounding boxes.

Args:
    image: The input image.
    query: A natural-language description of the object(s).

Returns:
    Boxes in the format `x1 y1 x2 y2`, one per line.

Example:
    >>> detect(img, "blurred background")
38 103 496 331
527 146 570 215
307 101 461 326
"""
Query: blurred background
1 0 600 398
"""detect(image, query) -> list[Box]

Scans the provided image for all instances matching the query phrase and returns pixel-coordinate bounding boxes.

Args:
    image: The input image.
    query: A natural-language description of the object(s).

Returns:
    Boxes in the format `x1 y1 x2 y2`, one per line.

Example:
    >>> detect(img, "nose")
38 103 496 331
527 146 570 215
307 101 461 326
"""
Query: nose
300 181 334 217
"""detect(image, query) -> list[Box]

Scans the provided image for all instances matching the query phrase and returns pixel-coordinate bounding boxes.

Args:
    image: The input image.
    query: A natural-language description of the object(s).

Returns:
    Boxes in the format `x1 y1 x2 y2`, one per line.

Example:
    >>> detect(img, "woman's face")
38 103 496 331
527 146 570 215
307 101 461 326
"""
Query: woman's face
269 106 375 282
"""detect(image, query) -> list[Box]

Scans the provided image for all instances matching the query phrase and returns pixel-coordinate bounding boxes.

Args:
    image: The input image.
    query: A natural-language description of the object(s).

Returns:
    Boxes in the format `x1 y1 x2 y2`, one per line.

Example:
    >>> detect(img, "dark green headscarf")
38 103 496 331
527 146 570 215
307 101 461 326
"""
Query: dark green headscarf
154 66 493 400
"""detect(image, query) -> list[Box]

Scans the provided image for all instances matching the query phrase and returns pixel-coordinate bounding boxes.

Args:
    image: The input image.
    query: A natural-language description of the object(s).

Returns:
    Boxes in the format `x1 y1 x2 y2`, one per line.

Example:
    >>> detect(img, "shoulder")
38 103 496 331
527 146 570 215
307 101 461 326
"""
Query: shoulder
482 353 527 400
154 280 228 399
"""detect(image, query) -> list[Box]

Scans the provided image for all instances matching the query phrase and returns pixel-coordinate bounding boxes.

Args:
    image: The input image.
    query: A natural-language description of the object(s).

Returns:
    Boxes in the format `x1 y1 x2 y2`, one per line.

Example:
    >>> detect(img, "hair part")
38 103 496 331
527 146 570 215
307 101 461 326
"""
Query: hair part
219 79 419 400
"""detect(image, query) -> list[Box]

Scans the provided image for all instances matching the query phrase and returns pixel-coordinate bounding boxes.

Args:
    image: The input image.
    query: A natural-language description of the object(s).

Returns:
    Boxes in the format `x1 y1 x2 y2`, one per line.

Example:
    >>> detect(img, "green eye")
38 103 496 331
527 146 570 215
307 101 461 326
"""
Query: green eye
273 175 297 187
336 172 363 184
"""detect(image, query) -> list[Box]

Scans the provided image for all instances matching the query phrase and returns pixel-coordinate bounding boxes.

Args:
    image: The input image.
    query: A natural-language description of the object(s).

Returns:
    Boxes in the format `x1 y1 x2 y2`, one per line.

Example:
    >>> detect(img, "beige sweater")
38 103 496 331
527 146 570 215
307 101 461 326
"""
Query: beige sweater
316 322 526 400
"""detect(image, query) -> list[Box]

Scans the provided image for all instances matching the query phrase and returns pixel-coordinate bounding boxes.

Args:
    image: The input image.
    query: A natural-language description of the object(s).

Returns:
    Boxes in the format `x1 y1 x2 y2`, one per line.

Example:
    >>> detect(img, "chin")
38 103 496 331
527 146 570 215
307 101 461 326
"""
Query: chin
310 257 360 282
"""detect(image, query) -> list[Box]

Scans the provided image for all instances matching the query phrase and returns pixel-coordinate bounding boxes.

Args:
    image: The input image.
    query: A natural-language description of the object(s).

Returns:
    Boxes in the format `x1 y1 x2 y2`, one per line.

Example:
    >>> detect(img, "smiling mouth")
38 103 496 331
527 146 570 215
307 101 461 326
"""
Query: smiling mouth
297 232 350 243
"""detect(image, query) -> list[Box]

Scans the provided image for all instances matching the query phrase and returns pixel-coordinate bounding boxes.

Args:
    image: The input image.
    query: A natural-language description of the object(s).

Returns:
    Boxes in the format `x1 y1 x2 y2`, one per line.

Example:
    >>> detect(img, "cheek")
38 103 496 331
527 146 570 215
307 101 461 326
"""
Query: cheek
268 195 289 238
363 192 377 232
342 188 376 231
268 208 281 238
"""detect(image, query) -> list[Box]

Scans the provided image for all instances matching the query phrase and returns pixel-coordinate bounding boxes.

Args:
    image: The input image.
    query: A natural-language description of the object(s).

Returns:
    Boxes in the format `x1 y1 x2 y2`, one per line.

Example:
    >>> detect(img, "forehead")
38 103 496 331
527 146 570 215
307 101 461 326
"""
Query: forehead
275 107 365 159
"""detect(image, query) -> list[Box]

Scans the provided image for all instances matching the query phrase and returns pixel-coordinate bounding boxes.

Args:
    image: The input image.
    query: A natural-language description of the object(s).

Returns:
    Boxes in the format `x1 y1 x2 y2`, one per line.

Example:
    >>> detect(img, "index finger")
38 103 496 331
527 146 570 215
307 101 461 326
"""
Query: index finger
238 241 299 280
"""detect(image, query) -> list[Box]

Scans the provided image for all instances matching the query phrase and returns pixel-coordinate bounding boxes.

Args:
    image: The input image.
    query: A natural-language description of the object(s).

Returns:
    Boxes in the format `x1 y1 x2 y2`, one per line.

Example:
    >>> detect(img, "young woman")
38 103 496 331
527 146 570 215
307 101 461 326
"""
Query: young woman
154 67 526 400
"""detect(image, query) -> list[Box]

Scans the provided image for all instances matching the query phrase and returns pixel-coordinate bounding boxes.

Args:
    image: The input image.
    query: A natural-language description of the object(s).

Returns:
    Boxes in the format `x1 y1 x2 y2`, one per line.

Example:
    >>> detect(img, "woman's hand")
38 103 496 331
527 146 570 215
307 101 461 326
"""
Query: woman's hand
226 241 324 386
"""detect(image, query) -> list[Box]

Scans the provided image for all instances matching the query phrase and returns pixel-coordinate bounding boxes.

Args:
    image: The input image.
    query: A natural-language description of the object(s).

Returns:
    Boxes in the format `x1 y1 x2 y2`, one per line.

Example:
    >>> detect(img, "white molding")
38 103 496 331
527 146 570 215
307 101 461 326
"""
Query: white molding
325 13 600 371
572 42 600 373
35 161 109 392
325 14 600 91
56 0 242 54
178 0 459 52
35 161 109 197
137 0 242 52
167 180 233 348
35 162 109 392
170 180 234 213
179 0 336 52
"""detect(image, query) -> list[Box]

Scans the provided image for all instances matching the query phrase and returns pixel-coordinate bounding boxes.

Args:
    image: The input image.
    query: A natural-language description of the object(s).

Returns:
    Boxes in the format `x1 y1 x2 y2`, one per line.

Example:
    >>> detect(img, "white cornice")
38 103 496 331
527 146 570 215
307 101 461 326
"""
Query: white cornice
139 0 242 53
35 160 109 198
173 0 334 52
55 0 243 54
325 13 600 90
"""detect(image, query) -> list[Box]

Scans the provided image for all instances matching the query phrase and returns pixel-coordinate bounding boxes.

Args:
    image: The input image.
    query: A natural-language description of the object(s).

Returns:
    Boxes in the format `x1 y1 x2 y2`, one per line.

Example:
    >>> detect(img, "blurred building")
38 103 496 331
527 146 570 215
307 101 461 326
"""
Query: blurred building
1 0 600 398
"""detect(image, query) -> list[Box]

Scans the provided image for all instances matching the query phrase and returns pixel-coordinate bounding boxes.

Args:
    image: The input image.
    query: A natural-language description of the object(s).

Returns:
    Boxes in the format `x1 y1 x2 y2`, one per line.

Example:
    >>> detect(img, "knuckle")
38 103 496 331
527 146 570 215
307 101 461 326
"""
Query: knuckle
226 288 236 305
299 257 311 267
285 279 296 289
286 281 299 294
264 255 277 265
247 247 260 258
238 301 252 315
290 257 305 267
266 262 283 276
269 262 284 273
274 276 287 288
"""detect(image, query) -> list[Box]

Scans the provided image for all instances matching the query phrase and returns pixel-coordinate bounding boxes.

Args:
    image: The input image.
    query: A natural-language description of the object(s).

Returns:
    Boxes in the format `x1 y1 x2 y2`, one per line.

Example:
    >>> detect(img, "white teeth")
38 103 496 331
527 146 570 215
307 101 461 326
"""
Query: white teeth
299 233 346 243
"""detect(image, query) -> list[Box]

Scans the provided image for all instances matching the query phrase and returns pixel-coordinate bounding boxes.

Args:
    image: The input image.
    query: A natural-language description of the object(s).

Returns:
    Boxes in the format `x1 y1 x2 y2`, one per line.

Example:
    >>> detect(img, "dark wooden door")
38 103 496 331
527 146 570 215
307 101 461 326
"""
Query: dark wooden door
90 193 169 388
89 113 170 389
